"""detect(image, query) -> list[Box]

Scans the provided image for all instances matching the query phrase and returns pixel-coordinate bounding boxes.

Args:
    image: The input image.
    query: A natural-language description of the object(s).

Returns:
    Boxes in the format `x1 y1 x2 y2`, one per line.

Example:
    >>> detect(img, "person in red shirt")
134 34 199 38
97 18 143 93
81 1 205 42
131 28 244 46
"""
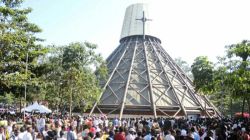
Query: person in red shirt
114 127 125 140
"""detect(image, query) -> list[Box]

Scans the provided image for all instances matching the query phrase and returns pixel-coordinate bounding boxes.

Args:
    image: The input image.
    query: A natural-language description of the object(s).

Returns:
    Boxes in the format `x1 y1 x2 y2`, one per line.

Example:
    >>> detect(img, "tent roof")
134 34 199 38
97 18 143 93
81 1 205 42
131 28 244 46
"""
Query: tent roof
21 102 51 113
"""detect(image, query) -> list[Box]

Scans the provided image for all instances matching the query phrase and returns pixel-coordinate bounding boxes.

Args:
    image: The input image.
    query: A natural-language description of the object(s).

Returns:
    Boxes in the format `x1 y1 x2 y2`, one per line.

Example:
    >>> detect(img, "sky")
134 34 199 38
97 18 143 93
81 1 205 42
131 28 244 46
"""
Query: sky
23 0 250 64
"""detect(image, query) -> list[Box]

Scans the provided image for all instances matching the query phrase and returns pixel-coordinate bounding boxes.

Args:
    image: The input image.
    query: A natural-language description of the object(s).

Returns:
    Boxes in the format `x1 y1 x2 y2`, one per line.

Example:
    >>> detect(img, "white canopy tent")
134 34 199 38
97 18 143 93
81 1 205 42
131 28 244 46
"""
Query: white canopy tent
21 102 52 114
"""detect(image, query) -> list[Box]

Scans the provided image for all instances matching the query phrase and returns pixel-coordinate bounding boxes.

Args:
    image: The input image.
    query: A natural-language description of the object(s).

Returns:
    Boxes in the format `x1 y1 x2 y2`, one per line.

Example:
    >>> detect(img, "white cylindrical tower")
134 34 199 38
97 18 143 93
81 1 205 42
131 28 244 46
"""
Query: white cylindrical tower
120 3 155 40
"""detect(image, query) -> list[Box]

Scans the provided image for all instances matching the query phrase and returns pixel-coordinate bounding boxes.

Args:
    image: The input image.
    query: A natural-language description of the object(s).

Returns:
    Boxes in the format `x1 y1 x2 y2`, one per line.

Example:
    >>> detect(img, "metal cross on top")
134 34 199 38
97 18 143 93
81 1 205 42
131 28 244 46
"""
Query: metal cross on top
136 11 152 40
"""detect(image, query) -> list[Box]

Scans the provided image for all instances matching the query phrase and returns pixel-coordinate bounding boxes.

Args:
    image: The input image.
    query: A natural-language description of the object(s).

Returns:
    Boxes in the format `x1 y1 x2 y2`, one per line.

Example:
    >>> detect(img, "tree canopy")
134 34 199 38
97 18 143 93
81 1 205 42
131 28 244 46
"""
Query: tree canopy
191 40 250 116
0 0 47 104
0 0 107 114
191 56 214 94
40 43 107 114
225 40 250 115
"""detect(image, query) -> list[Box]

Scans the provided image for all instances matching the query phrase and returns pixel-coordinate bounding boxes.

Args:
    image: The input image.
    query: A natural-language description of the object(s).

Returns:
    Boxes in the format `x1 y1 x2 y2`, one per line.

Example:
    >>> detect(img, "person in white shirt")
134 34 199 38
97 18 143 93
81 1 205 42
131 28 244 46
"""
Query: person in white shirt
98 118 103 126
17 127 25 140
164 130 175 140
190 127 200 140
6 121 12 136
148 119 153 128
170 119 175 128
126 128 136 140
181 129 187 137
67 126 77 140
39 116 46 133
42 125 49 138
113 118 119 127
144 133 152 140
10 129 19 140
104 119 109 128
122 119 127 127
0 126 6 140
36 116 40 132
93 118 99 127
22 127 32 140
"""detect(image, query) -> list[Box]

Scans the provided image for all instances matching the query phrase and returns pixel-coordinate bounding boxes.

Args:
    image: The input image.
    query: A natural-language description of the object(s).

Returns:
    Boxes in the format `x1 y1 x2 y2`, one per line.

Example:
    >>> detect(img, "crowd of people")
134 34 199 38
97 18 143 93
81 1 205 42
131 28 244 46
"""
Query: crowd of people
0 113 249 140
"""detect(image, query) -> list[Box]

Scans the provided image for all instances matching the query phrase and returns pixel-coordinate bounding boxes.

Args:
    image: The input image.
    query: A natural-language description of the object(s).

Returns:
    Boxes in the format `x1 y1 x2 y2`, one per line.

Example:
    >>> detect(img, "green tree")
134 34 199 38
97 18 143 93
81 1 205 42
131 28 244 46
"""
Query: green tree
0 0 47 106
191 56 214 94
190 41 250 116
212 56 232 115
226 40 250 115
41 42 107 116
0 92 15 105
38 45 64 110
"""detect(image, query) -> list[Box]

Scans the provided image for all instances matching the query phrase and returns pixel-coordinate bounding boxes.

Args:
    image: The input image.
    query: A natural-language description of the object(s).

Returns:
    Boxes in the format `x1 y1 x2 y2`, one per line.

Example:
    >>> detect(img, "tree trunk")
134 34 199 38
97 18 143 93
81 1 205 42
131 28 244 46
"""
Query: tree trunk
247 98 250 115
230 98 233 118
19 92 22 113
69 87 72 118
242 97 245 118
59 96 63 113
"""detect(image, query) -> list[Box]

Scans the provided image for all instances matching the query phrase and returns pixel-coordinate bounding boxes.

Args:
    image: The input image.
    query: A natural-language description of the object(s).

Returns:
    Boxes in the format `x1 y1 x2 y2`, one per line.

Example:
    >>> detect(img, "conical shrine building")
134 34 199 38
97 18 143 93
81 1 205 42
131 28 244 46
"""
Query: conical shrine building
90 3 220 119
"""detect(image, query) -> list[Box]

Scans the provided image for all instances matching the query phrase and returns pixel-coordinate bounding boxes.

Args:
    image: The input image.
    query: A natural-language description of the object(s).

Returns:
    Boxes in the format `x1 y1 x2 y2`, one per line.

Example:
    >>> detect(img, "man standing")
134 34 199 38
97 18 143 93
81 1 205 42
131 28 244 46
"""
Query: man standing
67 126 77 140
39 115 46 133
22 127 33 140
17 127 25 140
114 127 125 140
191 127 200 140
126 128 136 140
0 126 6 140
164 130 175 140
10 129 19 140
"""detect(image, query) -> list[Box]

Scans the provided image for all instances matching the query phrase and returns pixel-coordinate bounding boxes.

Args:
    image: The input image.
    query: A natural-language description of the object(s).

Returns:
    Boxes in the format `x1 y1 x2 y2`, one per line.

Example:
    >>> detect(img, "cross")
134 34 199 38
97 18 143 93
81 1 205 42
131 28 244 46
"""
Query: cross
136 11 152 40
